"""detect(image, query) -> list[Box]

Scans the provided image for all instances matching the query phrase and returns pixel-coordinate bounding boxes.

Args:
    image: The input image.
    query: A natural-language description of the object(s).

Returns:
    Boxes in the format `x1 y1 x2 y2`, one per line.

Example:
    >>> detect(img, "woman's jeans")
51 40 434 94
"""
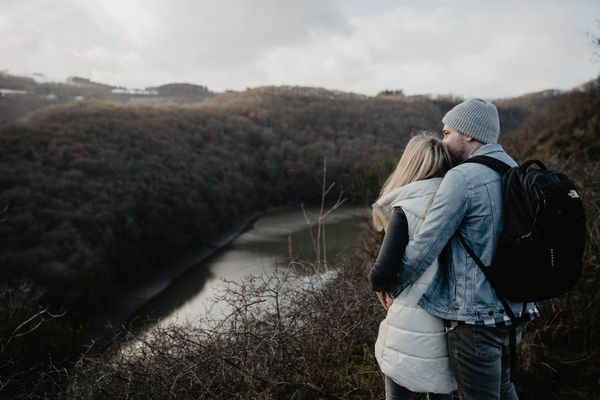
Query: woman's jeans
384 376 453 400
446 323 522 400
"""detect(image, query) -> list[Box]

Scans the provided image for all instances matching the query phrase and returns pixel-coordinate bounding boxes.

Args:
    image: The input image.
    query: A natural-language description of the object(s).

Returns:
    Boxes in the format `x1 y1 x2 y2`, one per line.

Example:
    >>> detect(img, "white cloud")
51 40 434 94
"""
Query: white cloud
0 0 598 96
252 1 600 97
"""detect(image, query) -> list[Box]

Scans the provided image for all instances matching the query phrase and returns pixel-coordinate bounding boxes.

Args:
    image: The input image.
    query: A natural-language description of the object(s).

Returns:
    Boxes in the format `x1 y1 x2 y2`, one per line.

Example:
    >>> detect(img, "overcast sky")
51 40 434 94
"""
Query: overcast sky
2 0 600 97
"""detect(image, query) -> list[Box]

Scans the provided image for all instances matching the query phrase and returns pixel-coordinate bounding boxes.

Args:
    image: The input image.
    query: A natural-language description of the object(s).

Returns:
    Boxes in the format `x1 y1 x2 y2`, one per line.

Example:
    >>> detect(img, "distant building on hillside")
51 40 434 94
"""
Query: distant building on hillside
112 88 158 96
66 77 114 91
0 88 28 96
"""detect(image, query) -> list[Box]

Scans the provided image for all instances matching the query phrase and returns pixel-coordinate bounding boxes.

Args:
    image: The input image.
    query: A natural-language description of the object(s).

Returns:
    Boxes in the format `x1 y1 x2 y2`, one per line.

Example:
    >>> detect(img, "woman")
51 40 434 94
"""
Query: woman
369 132 456 400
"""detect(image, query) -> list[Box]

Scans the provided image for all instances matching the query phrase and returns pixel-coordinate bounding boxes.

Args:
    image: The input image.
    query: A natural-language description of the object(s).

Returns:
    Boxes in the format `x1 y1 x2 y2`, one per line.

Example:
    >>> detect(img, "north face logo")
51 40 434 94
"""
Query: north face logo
568 190 580 199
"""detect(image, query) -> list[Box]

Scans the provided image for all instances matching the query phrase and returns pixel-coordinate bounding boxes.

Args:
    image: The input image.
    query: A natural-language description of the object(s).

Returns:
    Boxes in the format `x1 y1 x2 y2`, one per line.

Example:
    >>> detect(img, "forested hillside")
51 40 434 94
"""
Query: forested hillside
1 79 591 398
503 80 600 161
0 88 453 331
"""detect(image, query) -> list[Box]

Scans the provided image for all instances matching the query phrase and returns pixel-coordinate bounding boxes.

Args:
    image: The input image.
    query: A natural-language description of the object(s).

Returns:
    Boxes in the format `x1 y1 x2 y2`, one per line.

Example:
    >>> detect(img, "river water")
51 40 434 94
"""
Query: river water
129 205 370 328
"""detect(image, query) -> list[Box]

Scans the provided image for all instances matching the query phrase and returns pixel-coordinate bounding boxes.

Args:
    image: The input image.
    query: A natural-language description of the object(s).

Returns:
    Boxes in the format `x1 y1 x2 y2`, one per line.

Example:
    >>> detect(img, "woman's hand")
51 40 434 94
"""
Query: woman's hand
376 291 394 310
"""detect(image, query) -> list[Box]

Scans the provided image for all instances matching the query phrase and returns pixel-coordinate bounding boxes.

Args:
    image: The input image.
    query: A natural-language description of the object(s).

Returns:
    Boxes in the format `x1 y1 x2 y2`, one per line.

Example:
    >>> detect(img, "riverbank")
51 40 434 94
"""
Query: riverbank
84 204 298 343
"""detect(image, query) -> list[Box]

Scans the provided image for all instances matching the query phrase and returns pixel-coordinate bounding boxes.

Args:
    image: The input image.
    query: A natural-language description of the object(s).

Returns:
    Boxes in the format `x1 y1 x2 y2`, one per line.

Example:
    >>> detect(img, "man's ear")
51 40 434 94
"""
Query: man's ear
464 135 475 142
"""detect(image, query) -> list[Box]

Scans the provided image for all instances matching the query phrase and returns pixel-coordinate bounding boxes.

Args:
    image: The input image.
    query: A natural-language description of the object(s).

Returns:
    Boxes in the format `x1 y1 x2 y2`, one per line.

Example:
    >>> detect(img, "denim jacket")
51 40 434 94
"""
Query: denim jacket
400 144 534 321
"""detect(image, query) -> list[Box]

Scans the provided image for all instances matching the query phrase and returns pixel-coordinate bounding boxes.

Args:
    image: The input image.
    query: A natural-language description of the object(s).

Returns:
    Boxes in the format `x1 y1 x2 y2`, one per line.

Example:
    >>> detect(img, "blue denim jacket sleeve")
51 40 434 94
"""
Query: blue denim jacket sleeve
398 169 469 293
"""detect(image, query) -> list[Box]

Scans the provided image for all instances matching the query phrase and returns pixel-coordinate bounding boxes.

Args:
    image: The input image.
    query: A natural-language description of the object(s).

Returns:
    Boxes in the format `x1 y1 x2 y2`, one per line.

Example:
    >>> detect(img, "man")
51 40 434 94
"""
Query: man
397 98 538 399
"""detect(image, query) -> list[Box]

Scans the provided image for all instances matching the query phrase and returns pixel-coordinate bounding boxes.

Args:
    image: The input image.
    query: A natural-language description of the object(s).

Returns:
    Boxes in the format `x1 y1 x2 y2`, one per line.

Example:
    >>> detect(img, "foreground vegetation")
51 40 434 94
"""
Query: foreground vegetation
3 191 597 400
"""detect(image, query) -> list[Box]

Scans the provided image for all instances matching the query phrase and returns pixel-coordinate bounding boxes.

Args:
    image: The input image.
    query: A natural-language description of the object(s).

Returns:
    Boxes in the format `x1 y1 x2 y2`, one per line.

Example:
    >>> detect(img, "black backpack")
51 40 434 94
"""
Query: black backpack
460 156 586 303
459 155 586 379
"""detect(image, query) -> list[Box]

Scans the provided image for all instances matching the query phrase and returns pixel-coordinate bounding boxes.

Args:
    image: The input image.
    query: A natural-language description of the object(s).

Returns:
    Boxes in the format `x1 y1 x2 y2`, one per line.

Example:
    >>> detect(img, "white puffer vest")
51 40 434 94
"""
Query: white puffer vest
372 177 456 394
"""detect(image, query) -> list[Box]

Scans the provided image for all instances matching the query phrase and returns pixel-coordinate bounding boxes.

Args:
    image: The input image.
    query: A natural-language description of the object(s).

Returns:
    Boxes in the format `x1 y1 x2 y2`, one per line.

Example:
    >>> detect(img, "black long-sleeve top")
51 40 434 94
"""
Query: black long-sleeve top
369 207 409 293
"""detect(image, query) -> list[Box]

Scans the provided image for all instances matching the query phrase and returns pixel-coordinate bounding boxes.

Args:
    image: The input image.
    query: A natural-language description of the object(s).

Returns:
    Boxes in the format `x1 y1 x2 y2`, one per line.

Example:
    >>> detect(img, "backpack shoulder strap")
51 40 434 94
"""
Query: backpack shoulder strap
457 233 523 381
461 155 512 175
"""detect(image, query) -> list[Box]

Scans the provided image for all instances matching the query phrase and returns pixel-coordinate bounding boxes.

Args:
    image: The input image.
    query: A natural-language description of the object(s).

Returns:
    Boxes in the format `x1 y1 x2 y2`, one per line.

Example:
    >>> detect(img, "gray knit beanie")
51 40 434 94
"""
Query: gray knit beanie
442 98 500 144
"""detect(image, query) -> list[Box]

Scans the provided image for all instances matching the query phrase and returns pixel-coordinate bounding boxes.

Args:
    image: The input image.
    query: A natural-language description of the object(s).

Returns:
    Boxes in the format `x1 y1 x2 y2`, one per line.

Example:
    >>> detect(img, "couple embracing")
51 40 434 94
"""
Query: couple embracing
370 98 538 400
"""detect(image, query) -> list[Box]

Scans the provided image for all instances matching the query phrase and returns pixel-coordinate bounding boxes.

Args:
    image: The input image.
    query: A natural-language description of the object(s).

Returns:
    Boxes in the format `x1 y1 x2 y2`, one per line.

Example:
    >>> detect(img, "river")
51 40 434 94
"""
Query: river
128 205 370 329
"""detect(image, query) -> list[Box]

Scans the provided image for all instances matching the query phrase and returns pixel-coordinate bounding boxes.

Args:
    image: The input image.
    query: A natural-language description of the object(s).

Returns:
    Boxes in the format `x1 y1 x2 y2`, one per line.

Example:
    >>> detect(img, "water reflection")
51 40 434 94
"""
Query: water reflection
129 205 369 329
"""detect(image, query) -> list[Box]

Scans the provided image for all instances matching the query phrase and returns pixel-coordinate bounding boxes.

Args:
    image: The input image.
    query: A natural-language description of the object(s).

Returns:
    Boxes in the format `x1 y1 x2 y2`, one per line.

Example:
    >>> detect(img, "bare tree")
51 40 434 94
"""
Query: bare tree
301 157 346 272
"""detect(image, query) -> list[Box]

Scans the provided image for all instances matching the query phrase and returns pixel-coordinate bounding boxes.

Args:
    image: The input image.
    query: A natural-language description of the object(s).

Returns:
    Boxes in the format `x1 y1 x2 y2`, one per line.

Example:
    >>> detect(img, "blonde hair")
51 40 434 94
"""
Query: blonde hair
372 132 453 231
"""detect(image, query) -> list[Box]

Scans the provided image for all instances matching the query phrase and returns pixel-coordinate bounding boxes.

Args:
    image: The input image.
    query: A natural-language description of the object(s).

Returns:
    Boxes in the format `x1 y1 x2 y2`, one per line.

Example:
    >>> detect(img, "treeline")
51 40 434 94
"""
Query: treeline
59 78 600 400
0 81 580 398
1 72 598 398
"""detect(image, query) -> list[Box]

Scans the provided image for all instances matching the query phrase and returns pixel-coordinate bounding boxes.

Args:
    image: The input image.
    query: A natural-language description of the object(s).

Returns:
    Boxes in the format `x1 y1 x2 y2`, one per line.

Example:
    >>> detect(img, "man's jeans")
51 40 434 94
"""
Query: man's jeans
447 324 522 400
384 376 453 400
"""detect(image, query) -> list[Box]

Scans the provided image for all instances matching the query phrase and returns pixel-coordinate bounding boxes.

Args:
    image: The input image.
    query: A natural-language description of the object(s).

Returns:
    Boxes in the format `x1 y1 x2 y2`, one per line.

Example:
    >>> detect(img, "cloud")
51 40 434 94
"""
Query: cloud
252 1 600 97
68 0 350 84
1 0 348 86
0 0 598 96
